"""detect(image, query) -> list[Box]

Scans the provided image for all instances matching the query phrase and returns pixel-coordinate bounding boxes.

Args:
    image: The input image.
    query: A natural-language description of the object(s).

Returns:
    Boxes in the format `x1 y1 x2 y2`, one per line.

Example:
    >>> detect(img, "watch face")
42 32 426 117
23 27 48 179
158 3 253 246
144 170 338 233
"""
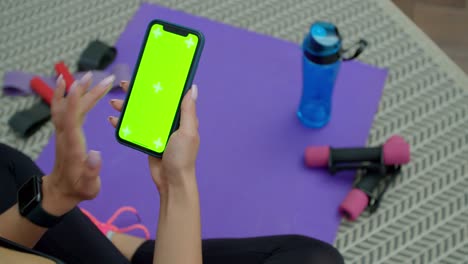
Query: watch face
18 177 40 216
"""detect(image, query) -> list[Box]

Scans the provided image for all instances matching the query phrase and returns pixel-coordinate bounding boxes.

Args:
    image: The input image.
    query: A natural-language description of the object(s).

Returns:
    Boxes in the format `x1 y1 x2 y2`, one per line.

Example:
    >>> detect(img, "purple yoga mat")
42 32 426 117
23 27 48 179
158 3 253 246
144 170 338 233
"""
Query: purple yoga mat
36 3 387 243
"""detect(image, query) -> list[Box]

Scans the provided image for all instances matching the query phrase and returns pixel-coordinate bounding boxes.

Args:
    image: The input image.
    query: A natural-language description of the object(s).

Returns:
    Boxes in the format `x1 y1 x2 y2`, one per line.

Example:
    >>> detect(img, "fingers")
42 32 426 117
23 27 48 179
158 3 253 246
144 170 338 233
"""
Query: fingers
55 72 91 125
179 85 199 133
82 150 102 186
148 155 162 170
148 155 162 187
64 82 84 129
68 72 92 100
85 150 102 170
108 98 123 128
109 99 124 112
61 73 95 149
52 75 66 107
107 80 128 115
51 75 67 128
120 81 129 92
78 71 93 96
108 116 119 128
81 75 115 113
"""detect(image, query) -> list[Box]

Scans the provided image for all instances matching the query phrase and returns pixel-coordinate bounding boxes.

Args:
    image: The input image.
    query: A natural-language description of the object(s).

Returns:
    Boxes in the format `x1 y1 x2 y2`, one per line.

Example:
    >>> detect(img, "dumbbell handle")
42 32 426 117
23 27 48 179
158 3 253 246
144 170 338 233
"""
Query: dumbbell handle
354 172 382 195
305 135 410 173
331 146 382 165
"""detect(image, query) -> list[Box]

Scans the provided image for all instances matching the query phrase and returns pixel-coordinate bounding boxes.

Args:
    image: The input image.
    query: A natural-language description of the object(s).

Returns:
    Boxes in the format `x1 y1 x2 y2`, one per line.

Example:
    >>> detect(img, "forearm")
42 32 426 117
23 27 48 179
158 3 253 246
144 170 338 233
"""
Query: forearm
0 246 54 264
0 176 76 248
0 205 47 248
153 175 202 264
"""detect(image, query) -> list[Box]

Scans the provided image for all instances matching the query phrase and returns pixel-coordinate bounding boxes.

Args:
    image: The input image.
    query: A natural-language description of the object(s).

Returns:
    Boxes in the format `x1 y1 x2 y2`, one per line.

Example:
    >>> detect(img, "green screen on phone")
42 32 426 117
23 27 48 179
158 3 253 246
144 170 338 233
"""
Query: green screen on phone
118 23 199 153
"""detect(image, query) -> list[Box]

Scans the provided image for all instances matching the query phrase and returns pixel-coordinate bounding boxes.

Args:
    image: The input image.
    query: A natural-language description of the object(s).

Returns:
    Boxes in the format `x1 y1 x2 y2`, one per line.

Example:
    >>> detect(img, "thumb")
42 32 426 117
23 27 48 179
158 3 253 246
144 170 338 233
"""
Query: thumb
84 150 102 179
179 85 198 132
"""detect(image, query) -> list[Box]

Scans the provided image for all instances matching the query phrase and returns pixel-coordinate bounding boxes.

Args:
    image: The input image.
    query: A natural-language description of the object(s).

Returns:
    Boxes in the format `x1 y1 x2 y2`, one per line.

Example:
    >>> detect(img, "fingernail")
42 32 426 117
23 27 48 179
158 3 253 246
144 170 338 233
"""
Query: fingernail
120 81 128 87
109 99 116 106
79 71 93 85
107 116 114 122
87 150 101 169
99 75 115 88
69 81 78 92
191 84 198 101
56 74 63 86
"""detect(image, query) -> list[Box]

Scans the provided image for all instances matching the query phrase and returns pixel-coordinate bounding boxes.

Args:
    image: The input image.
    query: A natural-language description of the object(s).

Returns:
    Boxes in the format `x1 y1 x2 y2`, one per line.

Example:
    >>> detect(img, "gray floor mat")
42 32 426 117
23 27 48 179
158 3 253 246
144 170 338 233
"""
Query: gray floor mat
1 0 467 263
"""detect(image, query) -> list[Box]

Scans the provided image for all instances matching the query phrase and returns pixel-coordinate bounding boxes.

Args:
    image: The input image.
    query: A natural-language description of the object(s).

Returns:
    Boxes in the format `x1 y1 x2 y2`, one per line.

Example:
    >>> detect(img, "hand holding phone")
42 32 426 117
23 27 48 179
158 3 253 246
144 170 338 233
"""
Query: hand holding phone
109 81 202 264
109 81 199 192
115 20 204 158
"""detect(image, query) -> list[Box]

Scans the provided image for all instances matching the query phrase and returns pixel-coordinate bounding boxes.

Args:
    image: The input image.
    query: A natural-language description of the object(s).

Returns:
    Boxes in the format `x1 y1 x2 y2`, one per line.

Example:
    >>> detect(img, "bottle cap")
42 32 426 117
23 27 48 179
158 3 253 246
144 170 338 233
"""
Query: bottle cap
304 21 342 64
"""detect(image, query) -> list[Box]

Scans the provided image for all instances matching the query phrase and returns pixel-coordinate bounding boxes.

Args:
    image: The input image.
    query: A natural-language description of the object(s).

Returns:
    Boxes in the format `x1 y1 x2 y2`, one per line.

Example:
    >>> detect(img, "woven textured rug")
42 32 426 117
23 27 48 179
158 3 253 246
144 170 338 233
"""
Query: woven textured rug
1 0 467 263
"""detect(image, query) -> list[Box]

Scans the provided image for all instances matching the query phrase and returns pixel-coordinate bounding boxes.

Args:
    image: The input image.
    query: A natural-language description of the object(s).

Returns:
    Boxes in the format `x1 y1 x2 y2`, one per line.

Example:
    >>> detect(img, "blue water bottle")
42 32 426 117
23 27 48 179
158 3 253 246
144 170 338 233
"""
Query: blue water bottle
297 21 342 128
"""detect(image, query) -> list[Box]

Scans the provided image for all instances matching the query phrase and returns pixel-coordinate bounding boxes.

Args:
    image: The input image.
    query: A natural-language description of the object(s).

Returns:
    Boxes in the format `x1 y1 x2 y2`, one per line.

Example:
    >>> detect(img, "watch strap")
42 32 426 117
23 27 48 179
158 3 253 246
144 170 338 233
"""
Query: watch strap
27 201 64 228
26 176 65 228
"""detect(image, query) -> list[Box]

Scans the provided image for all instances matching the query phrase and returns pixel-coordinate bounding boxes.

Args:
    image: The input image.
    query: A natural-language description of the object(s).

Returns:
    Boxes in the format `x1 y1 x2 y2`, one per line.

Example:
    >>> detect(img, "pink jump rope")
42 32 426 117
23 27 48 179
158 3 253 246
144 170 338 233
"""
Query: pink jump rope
81 206 150 240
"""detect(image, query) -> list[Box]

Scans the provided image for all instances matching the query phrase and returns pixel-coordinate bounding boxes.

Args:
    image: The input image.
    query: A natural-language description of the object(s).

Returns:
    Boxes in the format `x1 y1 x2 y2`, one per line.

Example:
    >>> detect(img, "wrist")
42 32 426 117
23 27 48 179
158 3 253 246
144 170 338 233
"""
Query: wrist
158 165 196 191
41 176 78 216
159 172 199 205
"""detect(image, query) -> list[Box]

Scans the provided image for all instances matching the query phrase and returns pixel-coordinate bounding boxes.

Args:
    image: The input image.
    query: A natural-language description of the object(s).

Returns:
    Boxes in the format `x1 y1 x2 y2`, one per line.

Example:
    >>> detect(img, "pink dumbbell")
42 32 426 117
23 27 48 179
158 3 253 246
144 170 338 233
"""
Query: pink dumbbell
339 189 369 221
338 169 393 221
304 135 410 174
304 135 411 221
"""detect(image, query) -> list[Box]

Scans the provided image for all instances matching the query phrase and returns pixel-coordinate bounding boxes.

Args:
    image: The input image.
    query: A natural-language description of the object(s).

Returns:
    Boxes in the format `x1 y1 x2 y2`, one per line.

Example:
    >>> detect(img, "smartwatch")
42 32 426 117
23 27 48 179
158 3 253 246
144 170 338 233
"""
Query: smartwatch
17 175 64 228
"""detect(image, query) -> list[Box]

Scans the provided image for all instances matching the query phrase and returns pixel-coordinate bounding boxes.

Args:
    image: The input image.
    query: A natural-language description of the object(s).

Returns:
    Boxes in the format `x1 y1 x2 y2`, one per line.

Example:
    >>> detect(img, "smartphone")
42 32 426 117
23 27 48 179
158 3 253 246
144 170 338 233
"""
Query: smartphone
116 20 204 157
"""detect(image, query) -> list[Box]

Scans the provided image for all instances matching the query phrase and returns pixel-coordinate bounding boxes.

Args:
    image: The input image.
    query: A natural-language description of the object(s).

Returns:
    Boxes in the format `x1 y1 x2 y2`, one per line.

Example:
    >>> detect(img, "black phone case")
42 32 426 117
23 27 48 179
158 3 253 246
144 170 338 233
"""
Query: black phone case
115 19 205 158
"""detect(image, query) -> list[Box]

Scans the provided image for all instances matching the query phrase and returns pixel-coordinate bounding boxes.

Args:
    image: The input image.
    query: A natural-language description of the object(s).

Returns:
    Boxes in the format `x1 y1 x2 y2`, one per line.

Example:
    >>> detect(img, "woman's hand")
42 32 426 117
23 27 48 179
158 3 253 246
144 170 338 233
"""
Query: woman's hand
0 73 115 248
43 73 115 216
109 82 202 264
108 81 200 194
109 81 202 264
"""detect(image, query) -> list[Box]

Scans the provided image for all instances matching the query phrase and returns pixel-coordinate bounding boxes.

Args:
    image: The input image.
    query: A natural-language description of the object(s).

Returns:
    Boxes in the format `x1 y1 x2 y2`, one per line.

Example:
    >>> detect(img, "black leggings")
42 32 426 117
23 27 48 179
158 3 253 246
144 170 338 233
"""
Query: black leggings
0 143 343 264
